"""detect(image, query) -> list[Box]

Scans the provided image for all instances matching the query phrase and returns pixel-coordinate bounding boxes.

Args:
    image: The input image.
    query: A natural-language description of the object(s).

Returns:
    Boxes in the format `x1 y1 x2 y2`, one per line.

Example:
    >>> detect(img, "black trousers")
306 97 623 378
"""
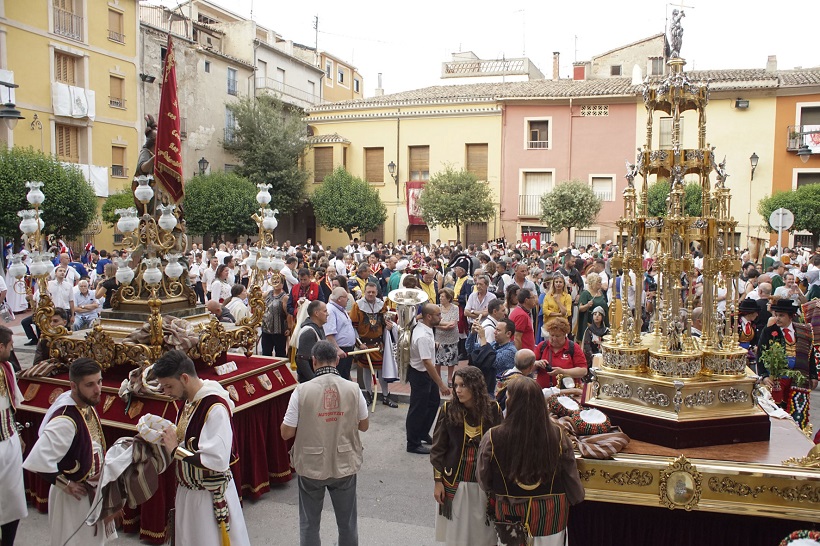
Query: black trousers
406 366 440 449
260 332 287 357
338 345 355 380
21 315 38 341
194 281 205 304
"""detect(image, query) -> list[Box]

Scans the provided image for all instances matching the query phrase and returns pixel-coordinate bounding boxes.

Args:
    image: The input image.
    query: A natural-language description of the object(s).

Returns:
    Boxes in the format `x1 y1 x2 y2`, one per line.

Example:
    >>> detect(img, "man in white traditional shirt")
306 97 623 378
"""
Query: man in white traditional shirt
156 350 250 546
0 326 26 545
23 358 106 545
47 266 75 321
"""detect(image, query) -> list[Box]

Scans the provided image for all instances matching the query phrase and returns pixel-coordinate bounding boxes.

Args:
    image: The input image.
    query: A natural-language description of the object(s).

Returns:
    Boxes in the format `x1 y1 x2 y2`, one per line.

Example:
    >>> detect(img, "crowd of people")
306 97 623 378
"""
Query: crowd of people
2 234 820 545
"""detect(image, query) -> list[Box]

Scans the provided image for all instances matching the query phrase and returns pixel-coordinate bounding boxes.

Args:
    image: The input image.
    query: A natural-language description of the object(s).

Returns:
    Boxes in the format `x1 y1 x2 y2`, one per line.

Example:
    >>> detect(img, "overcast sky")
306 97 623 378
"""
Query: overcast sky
165 0 818 97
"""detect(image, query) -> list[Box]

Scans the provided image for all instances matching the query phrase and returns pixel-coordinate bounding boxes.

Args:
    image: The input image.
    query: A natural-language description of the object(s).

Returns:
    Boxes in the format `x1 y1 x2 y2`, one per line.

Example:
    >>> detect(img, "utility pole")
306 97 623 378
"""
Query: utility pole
313 15 319 65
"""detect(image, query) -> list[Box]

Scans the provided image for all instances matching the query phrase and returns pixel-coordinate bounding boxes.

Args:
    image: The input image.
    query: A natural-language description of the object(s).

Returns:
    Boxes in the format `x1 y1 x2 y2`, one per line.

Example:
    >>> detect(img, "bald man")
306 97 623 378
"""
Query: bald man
206 300 235 323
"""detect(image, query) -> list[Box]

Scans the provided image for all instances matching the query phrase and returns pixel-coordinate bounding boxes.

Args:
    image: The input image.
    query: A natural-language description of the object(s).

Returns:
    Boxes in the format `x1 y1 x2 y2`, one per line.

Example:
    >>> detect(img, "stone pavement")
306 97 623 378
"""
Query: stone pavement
6 309 820 545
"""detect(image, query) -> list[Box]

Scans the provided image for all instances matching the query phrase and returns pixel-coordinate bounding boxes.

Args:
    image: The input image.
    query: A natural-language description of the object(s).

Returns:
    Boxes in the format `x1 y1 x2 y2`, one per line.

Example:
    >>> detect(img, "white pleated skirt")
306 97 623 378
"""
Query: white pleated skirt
435 481 497 546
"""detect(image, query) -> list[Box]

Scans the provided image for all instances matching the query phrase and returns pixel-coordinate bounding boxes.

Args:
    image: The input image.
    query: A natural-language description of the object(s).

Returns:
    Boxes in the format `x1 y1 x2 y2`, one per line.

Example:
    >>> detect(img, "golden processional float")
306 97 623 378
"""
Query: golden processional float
11 174 278 370
568 14 820 539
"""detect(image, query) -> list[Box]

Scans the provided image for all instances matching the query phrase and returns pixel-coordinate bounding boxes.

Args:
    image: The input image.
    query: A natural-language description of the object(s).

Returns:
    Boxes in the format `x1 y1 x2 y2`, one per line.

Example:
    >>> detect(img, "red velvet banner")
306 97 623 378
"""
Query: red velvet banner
522 232 541 250
154 35 184 203
406 180 425 225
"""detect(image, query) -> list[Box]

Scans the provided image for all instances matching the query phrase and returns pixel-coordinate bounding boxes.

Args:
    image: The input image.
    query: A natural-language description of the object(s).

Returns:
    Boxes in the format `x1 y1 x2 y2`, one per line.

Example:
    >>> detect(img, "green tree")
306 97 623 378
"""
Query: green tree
101 190 137 227
539 180 602 245
311 167 387 239
0 146 97 241
416 166 495 242
758 184 820 247
224 94 310 213
182 172 258 238
644 179 703 217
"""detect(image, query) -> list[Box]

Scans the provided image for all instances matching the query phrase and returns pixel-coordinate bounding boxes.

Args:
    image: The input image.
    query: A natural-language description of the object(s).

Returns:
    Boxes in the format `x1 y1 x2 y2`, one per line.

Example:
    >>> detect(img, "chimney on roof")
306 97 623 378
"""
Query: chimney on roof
766 55 777 71
553 52 560 80
375 73 384 97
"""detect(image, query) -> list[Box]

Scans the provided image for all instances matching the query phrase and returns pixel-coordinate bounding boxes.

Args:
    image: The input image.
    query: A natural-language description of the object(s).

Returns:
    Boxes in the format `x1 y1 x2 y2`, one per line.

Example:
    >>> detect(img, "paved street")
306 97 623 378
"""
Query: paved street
5 308 819 545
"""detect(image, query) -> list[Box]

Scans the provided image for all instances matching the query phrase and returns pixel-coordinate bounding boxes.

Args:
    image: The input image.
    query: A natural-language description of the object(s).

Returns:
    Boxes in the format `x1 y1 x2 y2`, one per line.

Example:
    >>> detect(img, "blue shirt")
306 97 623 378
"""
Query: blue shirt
493 341 517 374
324 301 357 347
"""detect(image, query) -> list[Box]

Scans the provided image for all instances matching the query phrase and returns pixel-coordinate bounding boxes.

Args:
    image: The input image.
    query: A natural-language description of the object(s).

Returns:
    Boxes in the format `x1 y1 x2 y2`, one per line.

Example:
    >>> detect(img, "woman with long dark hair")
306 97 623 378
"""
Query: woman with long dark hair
477 377 584 546
431 367 502 545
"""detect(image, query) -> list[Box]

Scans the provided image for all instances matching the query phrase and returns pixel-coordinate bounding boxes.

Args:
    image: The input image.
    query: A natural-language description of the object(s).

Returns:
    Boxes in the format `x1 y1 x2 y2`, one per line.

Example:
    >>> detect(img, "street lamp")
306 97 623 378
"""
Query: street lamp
198 156 209 175
387 161 398 184
0 80 24 130
747 153 759 256
749 152 759 180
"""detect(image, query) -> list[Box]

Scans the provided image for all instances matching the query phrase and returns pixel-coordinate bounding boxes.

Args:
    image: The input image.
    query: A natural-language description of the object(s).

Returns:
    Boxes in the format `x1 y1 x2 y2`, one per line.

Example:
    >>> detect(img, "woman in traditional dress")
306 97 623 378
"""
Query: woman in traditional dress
477 376 584 546
431 366 502 546
575 272 608 343
208 264 232 304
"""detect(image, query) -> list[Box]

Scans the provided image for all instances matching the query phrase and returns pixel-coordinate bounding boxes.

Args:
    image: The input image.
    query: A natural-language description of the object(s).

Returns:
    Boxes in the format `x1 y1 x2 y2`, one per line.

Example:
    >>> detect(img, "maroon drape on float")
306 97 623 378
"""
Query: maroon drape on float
406 181 425 225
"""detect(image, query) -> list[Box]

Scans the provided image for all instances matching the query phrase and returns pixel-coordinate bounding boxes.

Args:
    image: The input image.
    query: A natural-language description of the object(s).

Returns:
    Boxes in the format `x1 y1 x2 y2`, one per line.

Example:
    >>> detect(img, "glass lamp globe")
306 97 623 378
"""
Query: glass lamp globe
133 175 154 204
42 253 55 276
18 210 38 234
30 255 48 277
256 183 272 205
157 204 177 231
116 266 134 285
116 207 139 234
256 255 271 271
245 248 258 270
271 251 285 272
164 254 184 279
26 181 45 205
262 208 278 231
8 254 27 279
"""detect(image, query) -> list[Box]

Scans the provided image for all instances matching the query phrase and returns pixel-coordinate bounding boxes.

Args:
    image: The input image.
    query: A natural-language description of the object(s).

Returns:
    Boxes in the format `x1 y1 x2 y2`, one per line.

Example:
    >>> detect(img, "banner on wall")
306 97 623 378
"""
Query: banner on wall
522 232 541 250
406 181 425 225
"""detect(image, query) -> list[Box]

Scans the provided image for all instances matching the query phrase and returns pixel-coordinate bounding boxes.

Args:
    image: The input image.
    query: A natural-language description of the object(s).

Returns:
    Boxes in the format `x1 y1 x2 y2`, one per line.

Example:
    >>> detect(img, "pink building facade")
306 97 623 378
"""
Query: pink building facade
501 99 638 247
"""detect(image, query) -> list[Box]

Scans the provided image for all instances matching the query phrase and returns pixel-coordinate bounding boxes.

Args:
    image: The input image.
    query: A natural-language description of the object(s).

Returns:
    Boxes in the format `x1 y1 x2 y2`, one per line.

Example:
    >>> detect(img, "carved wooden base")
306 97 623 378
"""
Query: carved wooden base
585 401 771 448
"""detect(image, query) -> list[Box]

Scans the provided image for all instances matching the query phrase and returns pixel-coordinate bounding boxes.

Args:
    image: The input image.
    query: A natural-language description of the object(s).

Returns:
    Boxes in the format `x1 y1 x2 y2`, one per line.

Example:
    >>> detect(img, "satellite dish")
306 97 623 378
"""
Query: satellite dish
631 64 643 85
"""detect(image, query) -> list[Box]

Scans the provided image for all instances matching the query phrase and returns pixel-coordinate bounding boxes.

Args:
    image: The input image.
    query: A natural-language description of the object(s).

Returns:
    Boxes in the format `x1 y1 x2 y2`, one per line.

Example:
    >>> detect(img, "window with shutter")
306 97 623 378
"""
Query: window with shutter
591 176 614 201
108 9 124 43
364 148 384 183
55 52 76 85
519 171 553 217
56 124 79 163
658 117 682 149
466 143 488 181
313 147 333 183
109 76 125 108
112 146 126 177
409 146 429 181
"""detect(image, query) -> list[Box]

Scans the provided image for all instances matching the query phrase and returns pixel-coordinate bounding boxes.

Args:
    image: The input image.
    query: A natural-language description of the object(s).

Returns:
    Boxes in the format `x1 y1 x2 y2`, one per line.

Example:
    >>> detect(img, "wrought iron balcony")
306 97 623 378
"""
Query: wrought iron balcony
518 194 542 217
111 165 125 177
788 124 820 152
255 77 324 108
108 29 125 43
108 96 126 109
527 140 549 149
54 6 83 41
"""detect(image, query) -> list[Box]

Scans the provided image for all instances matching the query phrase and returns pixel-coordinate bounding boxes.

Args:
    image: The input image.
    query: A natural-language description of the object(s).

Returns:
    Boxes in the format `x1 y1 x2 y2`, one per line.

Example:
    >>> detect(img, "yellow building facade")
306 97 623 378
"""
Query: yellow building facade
318 51 363 103
1 0 141 251
305 98 502 249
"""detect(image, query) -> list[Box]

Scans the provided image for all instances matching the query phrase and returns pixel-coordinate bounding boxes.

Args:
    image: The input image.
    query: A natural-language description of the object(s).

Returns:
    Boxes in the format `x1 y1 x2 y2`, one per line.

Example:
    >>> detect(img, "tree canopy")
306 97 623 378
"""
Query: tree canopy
416 166 495 242
223 94 310 213
182 172 258 238
644 179 703 217
540 180 602 245
758 184 820 247
101 190 137 227
0 146 97 241
311 166 387 239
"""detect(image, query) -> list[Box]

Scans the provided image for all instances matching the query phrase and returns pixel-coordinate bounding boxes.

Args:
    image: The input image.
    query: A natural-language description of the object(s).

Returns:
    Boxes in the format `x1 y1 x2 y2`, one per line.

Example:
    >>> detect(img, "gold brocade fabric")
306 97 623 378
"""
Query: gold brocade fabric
80 406 105 449
176 400 199 445
0 369 7 399
464 421 481 440
786 340 796 357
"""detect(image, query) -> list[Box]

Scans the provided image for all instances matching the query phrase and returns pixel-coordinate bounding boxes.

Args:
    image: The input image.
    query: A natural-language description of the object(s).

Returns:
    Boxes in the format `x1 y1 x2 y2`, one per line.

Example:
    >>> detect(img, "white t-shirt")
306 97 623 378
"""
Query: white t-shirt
409 323 435 372
282 381 368 427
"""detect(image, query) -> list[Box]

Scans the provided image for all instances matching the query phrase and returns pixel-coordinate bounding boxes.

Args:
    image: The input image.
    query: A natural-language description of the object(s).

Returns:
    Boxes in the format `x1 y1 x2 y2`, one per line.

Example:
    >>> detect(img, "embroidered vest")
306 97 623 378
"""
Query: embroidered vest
54 405 104 483
175 395 237 490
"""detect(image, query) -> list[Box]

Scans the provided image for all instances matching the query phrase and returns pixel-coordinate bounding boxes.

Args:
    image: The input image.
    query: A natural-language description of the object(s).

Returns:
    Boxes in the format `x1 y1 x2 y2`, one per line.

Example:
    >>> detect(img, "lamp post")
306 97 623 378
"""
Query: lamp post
198 156 209 175
0 80 24 131
248 183 279 290
747 153 759 256
387 161 398 184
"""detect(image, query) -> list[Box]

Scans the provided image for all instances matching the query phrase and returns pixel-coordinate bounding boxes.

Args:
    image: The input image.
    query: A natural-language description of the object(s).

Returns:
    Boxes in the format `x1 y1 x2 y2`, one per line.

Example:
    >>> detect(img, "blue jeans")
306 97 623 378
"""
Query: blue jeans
298 474 358 546
73 314 97 331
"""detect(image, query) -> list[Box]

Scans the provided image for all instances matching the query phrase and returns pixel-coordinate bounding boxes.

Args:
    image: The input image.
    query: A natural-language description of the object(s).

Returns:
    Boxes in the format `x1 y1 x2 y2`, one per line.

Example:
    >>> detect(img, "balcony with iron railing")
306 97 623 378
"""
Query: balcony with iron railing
109 96 126 109
54 6 83 41
527 140 549 149
788 124 820 152
255 77 324 108
111 165 125 177
594 191 613 202
518 194 542 217
108 29 125 43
